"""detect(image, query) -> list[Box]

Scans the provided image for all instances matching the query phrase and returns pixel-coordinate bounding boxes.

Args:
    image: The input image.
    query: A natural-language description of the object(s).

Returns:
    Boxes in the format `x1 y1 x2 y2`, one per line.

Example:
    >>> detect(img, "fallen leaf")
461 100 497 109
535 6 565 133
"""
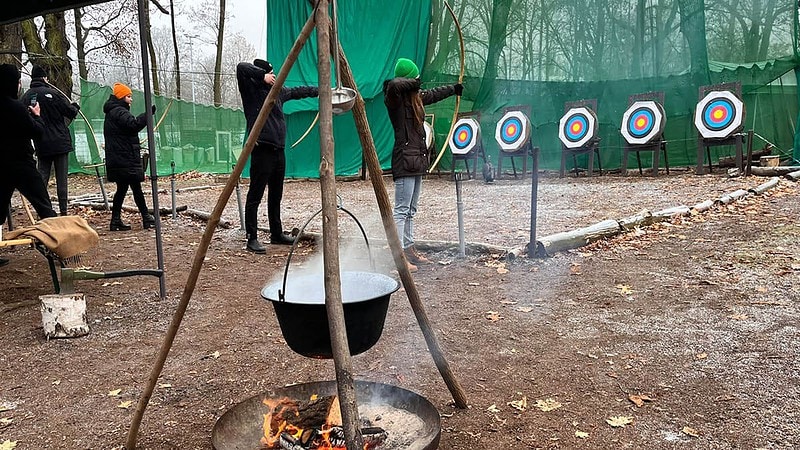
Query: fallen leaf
118 400 133 409
628 394 654 407
0 440 17 450
696 352 708 359
728 313 748 321
606 416 634 427
682 426 699 437
468 282 480 286
0 418 12 426
575 430 589 439
108 389 122 397
485 311 503 322
515 306 534 313
534 398 561 412
616 284 633 295
487 404 500 413
52 380 61 386
497 267 509 274
500 300 517 305
158 383 172 389
507 396 527 412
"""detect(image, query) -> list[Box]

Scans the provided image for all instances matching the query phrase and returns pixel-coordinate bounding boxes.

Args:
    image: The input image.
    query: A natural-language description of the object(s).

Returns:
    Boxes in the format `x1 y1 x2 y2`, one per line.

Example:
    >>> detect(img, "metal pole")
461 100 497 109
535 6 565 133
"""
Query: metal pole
233 164 245 230
528 145 539 258
135 0 167 299
95 166 109 209
454 172 466 258
170 161 177 219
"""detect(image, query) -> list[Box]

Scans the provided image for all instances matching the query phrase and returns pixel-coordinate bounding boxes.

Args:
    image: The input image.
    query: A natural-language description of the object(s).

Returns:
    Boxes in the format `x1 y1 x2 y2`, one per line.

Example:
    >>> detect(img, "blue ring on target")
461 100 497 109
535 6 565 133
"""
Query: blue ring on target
451 123 473 150
564 114 589 142
703 99 735 131
627 107 655 138
500 117 523 144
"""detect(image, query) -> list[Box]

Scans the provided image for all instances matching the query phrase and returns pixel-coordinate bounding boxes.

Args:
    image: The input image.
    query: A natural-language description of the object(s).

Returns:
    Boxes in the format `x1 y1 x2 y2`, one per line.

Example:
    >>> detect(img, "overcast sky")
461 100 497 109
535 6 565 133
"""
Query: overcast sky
227 0 267 57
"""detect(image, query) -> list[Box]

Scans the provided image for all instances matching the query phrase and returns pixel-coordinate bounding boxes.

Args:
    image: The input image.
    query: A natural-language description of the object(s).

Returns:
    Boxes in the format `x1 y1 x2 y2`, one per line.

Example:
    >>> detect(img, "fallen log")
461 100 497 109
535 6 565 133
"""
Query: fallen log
785 170 800 182
617 210 653 230
651 205 691 222
536 219 621 257
73 201 186 216
750 166 800 177
175 185 219 193
718 146 772 168
749 177 780 195
715 189 749 205
691 199 715 213
184 209 233 228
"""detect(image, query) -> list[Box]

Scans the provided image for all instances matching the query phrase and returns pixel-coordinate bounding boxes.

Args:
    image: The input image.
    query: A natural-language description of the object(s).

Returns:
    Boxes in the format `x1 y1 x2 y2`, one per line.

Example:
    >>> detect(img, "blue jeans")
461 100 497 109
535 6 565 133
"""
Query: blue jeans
393 175 422 249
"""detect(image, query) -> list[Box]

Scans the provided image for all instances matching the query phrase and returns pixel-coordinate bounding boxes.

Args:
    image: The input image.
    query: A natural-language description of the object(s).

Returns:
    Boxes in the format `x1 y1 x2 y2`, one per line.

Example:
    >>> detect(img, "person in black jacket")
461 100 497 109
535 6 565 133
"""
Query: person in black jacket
236 58 318 253
383 58 462 272
103 82 155 231
20 65 81 216
0 64 57 267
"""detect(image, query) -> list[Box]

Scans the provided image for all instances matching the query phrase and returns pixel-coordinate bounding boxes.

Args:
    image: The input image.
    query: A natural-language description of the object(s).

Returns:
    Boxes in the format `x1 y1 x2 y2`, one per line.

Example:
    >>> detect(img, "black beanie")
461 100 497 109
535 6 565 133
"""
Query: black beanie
253 58 273 73
0 64 21 98
31 65 47 79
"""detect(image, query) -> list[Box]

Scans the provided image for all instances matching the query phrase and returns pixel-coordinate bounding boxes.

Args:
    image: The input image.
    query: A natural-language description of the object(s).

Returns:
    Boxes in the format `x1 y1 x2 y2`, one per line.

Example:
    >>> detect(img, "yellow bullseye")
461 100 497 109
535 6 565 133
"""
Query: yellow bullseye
635 117 646 128
571 123 582 133
458 130 468 141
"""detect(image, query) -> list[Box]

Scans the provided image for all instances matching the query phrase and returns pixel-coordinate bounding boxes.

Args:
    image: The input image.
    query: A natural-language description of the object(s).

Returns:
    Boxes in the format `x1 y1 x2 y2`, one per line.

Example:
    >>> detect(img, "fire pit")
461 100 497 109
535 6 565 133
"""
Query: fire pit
212 381 441 450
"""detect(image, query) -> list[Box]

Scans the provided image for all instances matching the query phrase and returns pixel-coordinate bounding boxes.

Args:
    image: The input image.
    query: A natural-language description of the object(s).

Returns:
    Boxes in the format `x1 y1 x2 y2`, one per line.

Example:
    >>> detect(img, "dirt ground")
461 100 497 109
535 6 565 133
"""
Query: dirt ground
1 168 799 449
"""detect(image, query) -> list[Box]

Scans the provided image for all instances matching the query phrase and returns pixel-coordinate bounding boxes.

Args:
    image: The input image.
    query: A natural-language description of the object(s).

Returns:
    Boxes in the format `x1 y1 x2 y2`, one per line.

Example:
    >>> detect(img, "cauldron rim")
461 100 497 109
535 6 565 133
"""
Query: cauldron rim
260 270 399 305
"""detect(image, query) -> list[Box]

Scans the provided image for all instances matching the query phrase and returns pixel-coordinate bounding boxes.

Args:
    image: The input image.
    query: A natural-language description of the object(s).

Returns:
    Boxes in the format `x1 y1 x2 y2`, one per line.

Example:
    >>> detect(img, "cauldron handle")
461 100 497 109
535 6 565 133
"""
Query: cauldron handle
278 203 373 301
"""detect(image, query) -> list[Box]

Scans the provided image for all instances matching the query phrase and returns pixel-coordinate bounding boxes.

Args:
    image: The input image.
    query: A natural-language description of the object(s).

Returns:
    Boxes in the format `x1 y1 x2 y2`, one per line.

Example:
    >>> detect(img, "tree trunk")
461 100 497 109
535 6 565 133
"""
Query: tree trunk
213 0 226 107
0 23 23 66
142 1 161 95
475 0 512 107
74 8 88 80
170 0 181 99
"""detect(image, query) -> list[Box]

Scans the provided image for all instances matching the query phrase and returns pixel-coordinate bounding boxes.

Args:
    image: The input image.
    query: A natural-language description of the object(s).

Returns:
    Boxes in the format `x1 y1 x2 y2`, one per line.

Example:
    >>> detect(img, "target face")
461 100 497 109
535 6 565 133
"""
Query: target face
558 107 597 148
423 122 434 151
620 101 665 145
494 110 531 152
694 90 744 139
448 117 481 155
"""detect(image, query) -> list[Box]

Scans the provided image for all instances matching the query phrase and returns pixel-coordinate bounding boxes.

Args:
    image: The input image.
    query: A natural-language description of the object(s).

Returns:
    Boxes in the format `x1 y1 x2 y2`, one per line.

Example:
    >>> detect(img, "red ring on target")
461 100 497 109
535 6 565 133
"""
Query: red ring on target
620 101 665 145
494 110 531 152
558 107 597 148
694 90 744 139
448 117 481 155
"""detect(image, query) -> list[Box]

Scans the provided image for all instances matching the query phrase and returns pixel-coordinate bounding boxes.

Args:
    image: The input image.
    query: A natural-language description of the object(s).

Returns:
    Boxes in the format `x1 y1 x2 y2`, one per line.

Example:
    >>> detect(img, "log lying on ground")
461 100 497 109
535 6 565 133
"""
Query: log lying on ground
749 177 780 195
617 210 653 230
651 205 691 222
785 170 800 182
691 199 715 213
750 166 800 177
536 219 621 257
715 189 749 205
73 201 186 215
718 146 772 168
175 185 219 193
184 208 233 228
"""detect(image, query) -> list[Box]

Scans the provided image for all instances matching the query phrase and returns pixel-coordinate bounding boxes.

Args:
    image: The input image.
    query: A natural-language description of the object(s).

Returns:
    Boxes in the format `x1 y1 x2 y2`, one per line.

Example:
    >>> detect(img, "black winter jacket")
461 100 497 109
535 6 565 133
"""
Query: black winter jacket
20 79 79 156
0 76 44 164
383 78 456 178
103 95 148 183
236 62 318 149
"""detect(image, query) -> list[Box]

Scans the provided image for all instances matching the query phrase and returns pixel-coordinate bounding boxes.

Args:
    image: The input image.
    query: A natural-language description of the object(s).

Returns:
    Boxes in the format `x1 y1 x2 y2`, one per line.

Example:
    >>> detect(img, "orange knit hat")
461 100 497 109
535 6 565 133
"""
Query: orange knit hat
113 82 132 99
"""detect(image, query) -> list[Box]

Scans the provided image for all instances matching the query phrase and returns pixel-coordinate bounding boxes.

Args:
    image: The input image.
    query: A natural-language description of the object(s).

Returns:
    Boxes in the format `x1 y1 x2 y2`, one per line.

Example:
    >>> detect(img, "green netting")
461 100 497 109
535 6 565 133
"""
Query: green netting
68 0 800 177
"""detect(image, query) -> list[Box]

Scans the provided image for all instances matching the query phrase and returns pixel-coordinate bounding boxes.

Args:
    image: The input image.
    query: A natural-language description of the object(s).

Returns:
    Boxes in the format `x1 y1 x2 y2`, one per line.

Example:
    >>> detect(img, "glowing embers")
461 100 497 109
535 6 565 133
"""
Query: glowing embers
448 117 481 155
494 109 531 152
558 106 598 148
620 100 665 145
694 90 744 139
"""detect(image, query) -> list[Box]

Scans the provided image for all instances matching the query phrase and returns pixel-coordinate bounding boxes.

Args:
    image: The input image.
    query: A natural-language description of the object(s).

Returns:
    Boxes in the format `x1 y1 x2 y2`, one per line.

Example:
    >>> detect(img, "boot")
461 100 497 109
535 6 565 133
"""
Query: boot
246 236 266 254
142 213 156 230
406 260 418 273
405 246 431 265
110 214 131 231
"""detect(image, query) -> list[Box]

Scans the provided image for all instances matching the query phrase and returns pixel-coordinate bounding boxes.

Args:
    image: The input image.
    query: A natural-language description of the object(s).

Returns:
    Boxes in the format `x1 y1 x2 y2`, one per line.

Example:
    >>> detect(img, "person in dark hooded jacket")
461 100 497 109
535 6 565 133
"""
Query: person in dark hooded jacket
236 58 318 253
20 65 81 216
0 64 57 267
383 58 461 272
103 82 155 231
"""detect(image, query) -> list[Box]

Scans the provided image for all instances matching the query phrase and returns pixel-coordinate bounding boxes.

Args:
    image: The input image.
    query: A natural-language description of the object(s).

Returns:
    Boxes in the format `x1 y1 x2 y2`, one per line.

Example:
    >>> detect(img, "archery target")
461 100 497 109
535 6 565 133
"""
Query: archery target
448 117 481 155
494 110 531 152
424 122 434 151
694 90 744 139
558 107 598 148
620 101 666 145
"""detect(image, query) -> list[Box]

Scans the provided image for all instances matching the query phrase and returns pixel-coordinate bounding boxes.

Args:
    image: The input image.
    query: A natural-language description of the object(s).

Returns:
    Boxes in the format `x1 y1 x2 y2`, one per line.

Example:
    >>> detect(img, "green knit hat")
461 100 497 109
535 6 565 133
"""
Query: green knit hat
394 58 420 78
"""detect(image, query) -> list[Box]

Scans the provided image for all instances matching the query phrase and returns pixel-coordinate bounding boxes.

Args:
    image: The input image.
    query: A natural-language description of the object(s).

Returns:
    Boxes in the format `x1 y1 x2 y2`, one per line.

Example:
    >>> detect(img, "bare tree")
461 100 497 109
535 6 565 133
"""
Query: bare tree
21 14 73 96
0 23 24 66
190 0 229 107
72 1 138 81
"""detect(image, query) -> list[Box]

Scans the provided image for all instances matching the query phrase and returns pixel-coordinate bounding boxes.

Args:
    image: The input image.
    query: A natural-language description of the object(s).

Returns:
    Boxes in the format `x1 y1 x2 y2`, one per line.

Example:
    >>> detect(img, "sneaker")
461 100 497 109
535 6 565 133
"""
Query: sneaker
246 238 266 254
270 233 295 245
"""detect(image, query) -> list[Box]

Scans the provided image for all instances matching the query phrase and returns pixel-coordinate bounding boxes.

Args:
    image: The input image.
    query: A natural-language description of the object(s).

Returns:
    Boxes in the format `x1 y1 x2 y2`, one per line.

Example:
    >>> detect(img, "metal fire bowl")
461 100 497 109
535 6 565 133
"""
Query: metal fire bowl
331 87 357 115
212 380 441 450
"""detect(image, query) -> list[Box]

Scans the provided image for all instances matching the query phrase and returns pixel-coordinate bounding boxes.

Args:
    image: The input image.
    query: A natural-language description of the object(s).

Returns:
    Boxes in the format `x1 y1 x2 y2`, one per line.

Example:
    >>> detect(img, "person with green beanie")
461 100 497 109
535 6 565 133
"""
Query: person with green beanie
383 58 463 273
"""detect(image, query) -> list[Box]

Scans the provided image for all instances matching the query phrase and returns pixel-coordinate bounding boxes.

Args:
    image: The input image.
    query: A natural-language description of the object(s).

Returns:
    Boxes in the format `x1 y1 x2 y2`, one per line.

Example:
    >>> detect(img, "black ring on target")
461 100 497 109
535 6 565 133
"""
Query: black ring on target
451 122 474 150
499 117 523 144
563 113 590 143
627 107 656 138
702 98 736 131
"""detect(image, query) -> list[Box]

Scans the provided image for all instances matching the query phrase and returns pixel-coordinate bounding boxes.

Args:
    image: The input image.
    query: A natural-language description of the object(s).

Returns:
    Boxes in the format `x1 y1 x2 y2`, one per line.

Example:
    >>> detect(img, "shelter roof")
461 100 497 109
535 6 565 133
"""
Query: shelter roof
0 1 108 26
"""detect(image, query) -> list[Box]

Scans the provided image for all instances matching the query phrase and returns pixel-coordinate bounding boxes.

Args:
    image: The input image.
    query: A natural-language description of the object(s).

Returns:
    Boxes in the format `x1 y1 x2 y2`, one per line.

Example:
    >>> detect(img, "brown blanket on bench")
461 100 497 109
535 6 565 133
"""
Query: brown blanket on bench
5 216 99 259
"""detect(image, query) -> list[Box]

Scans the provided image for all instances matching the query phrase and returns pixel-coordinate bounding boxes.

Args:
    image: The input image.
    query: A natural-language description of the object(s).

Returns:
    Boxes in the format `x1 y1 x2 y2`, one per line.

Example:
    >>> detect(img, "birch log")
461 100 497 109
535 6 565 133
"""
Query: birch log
750 166 800 176
786 170 800 182
40 294 90 339
617 210 653 230
651 206 691 222
749 177 780 195
536 219 621 256
691 199 715 213
184 209 233 228
716 189 749 205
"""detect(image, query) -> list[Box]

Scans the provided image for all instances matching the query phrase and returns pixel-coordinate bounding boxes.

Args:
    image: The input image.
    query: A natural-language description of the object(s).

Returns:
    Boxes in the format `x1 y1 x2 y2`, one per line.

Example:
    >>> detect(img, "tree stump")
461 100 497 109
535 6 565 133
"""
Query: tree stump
40 294 90 339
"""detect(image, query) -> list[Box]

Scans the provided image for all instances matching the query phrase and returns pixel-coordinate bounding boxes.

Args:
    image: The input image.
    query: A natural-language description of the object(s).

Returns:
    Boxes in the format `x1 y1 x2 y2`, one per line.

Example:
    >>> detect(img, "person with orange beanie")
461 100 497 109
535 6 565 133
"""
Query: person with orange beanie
103 82 156 231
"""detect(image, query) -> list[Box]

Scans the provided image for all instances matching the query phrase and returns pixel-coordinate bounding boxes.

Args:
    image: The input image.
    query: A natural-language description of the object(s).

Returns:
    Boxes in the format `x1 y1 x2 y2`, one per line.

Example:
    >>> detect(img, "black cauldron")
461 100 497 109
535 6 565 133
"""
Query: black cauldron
262 271 399 359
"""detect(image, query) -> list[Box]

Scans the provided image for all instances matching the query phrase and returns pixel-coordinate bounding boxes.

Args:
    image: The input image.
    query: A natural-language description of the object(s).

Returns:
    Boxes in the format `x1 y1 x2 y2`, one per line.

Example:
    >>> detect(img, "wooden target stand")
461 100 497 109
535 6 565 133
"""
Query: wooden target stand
559 99 602 177
449 111 485 179
621 91 669 177
495 105 539 179
695 82 746 175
